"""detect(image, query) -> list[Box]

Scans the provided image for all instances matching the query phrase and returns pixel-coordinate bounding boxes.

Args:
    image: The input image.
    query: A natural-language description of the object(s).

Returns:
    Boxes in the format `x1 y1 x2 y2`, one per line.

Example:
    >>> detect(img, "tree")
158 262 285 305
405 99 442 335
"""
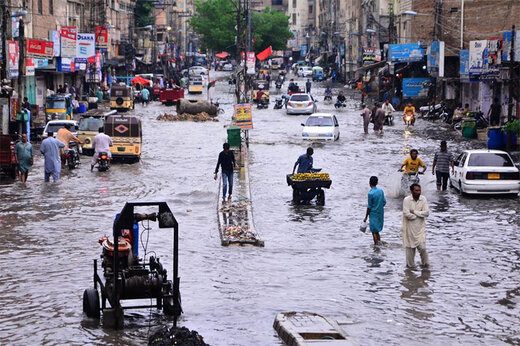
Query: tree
135 0 155 27
190 0 237 52
252 8 293 52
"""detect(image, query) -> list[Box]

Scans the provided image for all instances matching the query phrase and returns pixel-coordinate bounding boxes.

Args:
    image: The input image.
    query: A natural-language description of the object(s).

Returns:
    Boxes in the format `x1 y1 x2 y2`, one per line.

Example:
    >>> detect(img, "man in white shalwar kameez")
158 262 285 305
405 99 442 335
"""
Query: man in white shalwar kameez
402 183 430 268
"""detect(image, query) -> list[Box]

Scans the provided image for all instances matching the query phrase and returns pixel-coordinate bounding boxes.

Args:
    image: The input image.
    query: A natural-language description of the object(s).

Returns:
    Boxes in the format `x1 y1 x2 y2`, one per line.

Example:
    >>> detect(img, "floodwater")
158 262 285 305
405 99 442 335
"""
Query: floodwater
1 71 519 345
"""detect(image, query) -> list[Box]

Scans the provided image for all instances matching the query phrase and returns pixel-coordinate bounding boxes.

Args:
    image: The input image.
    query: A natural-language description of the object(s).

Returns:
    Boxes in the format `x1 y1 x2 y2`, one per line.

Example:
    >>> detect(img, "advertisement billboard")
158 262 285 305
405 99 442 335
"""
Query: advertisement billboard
389 43 424 63
58 57 75 72
60 26 77 58
459 50 469 75
76 33 96 58
8 41 19 79
25 58 35 76
50 30 61 57
469 40 488 76
362 47 381 65
402 78 431 98
26 39 54 59
427 41 444 77
95 26 108 49
233 104 253 129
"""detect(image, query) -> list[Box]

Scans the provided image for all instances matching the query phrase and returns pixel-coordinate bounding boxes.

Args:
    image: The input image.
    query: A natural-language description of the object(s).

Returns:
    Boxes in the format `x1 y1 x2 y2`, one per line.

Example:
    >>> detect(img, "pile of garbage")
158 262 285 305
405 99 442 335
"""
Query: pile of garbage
157 112 218 122
222 225 257 241
219 199 249 213
149 326 208 346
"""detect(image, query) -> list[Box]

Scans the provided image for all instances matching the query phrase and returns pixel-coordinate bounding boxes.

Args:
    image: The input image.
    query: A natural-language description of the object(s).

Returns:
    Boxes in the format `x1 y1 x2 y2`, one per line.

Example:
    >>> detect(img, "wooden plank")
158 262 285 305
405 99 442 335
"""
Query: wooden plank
273 312 349 346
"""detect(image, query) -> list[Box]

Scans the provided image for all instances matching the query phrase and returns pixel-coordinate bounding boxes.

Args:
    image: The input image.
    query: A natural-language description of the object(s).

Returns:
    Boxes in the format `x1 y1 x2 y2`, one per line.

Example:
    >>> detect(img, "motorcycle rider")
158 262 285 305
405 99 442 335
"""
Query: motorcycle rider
256 88 265 104
335 91 346 107
382 99 395 124
324 86 333 101
91 127 113 171
399 149 427 175
403 102 417 125
56 124 81 165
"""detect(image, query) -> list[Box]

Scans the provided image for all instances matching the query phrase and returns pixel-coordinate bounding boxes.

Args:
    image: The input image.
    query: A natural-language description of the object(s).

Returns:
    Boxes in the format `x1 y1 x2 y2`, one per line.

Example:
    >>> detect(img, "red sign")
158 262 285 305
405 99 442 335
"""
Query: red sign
95 26 108 49
26 39 54 59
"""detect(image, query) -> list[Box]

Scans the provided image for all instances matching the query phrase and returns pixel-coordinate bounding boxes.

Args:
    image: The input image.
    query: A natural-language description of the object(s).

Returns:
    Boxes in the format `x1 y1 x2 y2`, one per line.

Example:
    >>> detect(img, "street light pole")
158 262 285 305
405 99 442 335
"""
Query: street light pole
17 16 25 134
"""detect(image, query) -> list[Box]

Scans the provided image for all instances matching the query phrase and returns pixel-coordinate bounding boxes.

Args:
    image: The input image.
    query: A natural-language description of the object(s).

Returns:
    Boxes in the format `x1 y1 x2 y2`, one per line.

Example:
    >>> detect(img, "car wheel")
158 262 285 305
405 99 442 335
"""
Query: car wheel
459 181 464 195
83 288 100 319
336 133 340 141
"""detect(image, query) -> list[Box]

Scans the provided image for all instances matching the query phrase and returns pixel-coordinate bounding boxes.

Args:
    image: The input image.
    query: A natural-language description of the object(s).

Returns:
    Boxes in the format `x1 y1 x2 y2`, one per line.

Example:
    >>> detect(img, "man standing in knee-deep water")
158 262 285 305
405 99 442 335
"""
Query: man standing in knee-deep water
364 176 386 245
402 183 430 268
40 132 65 182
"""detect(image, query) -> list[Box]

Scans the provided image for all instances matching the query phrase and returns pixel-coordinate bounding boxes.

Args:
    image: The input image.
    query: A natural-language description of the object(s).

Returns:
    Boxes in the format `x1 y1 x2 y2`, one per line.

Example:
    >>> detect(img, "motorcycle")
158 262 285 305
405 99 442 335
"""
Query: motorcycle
399 171 422 195
334 100 346 109
324 93 333 104
384 112 394 126
257 98 269 109
65 141 81 170
273 97 284 109
404 113 415 126
96 152 110 172
275 80 283 90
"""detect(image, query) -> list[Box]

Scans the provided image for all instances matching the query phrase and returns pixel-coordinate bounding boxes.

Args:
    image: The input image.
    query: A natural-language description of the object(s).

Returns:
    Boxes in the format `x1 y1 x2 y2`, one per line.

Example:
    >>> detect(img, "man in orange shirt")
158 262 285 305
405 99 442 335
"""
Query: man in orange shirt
402 102 417 126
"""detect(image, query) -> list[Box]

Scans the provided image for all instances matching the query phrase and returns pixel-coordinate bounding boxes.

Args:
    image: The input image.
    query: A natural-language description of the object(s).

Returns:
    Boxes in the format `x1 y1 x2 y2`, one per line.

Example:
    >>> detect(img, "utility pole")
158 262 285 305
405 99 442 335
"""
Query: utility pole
17 17 25 135
506 25 516 152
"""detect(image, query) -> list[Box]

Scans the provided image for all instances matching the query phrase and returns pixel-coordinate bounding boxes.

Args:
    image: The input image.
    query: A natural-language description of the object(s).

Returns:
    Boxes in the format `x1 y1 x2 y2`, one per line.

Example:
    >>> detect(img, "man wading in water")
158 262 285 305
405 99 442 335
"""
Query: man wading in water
402 183 430 268
363 176 386 245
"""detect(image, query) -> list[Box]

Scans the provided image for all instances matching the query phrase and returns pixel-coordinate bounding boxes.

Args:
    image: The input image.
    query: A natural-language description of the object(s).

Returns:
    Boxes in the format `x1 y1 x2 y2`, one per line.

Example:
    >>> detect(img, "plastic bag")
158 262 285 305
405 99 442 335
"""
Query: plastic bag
360 222 368 233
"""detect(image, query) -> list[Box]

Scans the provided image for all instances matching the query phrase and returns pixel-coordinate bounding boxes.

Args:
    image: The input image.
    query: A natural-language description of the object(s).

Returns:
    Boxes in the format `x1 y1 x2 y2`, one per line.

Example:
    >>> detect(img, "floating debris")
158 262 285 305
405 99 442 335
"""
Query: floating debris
149 326 208 346
222 225 257 241
157 112 219 122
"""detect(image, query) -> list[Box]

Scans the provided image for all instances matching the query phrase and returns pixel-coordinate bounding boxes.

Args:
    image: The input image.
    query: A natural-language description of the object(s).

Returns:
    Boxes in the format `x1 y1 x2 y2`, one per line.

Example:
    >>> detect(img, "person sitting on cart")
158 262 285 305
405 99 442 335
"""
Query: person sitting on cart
293 147 314 174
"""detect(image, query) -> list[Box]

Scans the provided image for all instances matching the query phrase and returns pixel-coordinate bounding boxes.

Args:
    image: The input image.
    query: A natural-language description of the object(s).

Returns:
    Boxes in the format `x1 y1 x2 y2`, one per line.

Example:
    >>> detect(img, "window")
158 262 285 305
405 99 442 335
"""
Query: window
308 5 313 13
468 153 514 167
292 13 296 25
38 0 43 14
49 0 54 15
271 0 282 5
292 0 296 8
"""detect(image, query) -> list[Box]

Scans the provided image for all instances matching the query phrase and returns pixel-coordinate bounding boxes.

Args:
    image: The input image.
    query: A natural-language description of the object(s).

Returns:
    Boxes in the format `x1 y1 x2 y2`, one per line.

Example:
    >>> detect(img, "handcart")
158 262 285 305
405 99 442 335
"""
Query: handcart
286 172 332 206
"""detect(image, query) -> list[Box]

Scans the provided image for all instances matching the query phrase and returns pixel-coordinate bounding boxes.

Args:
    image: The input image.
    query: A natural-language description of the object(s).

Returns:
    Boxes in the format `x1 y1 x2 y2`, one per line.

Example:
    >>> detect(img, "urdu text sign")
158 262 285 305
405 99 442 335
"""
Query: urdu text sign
233 104 253 129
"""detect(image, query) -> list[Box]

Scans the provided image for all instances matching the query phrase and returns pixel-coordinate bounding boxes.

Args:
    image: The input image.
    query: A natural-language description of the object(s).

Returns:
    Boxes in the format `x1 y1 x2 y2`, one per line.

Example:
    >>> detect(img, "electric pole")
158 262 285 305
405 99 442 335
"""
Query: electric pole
506 25 516 152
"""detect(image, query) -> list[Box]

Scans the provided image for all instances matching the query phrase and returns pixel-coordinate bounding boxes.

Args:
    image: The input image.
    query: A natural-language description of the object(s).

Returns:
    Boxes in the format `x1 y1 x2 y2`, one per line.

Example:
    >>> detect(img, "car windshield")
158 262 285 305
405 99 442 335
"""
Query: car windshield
467 153 514 167
291 95 311 102
306 116 334 126
79 118 104 131
46 123 77 133
47 100 66 109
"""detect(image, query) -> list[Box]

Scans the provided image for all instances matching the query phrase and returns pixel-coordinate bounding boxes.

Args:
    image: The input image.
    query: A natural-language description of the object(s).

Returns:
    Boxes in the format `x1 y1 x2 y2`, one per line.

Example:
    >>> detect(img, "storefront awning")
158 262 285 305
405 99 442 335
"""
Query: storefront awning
356 60 387 72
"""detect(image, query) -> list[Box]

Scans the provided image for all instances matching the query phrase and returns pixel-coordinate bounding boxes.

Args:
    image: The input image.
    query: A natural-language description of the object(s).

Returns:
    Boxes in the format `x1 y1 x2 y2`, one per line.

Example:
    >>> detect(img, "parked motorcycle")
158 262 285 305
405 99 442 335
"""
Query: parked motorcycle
65 141 81 170
96 152 110 172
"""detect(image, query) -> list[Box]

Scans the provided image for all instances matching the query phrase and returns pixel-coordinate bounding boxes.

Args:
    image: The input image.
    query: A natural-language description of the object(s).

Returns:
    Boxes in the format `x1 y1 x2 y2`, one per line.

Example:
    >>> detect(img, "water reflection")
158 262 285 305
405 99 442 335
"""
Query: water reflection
400 269 434 320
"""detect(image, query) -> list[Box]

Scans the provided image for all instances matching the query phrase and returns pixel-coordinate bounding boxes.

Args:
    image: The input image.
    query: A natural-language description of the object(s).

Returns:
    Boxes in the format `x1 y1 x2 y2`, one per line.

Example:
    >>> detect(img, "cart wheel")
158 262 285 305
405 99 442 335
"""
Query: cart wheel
83 288 100 319
317 190 325 206
292 189 301 205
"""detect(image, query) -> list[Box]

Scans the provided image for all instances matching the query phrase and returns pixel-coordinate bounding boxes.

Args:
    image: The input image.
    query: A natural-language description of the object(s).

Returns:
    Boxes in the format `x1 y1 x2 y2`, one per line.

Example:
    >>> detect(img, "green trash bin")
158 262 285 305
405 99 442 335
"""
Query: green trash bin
461 117 477 139
227 126 242 147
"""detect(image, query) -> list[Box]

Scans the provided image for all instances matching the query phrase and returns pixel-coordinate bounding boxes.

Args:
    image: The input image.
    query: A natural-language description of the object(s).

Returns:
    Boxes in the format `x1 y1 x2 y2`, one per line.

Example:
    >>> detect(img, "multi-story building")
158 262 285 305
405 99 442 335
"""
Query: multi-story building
288 0 318 57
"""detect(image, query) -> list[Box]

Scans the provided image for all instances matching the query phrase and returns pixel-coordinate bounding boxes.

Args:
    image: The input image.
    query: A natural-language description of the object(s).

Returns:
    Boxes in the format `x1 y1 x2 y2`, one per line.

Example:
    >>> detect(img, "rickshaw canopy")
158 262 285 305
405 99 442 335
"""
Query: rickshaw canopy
104 115 141 137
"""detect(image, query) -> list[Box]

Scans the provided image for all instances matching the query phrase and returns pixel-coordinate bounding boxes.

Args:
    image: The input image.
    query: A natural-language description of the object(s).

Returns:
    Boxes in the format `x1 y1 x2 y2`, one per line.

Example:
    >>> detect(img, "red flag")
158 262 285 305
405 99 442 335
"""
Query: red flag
256 46 273 61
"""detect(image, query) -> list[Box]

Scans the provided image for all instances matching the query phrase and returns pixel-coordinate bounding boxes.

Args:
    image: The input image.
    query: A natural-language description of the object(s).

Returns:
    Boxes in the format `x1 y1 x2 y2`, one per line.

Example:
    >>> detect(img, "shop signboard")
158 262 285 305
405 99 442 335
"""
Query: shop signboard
233 104 253 129
362 47 381 65
60 26 77 58
25 58 35 76
0 97 9 135
26 39 54 59
402 78 431 98
76 33 96 58
300 45 307 57
74 58 88 71
95 26 108 49
459 50 469 75
427 41 444 77
12 17 19 38
246 51 255 69
502 30 520 62
34 58 49 69
49 30 61 56
469 40 488 76
59 57 75 72
8 41 19 79
388 43 424 63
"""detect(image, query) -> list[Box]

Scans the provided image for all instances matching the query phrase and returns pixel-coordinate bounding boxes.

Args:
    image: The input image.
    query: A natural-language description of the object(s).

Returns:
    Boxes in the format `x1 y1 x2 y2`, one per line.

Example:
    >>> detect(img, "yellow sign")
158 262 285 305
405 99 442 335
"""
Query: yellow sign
233 104 253 129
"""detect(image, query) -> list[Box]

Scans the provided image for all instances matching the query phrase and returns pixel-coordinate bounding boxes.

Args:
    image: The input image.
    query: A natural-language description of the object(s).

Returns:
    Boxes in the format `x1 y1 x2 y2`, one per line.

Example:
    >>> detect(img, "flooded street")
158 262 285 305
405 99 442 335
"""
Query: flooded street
1 71 519 345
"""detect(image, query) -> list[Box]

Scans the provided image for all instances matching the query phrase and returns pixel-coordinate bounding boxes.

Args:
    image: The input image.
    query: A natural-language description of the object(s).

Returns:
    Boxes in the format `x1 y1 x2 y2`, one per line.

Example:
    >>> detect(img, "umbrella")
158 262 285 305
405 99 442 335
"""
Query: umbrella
131 76 152 86
215 52 229 59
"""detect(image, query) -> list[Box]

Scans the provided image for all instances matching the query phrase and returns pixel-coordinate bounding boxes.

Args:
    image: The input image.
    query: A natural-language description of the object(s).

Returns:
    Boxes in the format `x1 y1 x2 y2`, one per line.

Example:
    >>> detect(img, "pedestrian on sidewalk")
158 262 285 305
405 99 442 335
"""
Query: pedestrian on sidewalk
40 132 65 182
373 103 385 135
14 133 33 183
401 184 430 268
363 176 386 245
306 79 312 94
432 140 454 191
360 104 371 134
214 143 238 203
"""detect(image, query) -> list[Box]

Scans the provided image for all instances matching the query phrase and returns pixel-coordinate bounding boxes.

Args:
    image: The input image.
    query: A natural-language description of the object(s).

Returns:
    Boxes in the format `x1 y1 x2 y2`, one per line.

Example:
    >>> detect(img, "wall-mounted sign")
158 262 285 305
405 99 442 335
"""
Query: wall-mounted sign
60 26 77 58
233 104 253 129
76 33 96 58
8 41 19 79
389 43 424 63
26 39 54 59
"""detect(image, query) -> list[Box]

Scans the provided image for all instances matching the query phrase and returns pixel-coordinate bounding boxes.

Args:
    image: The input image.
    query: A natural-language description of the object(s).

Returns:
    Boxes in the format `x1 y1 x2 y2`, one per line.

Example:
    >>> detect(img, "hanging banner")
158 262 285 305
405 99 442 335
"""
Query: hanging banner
95 26 108 49
402 78 432 98
388 43 424 63
7 41 19 79
502 31 520 62
25 58 35 76
61 26 77 58
459 50 469 75
246 51 255 69
26 39 54 59
49 30 61 57
427 41 444 77
233 104 253 129
76 33 96 58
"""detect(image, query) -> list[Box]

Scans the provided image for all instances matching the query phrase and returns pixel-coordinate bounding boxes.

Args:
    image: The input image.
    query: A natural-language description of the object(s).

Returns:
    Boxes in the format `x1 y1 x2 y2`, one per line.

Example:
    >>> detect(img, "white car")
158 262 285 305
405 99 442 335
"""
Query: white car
301 113 340 141
297 66 313 77
43 120 78 138
189 66 207 75
222 63 234 71
450 149 520 195
286 93 317 115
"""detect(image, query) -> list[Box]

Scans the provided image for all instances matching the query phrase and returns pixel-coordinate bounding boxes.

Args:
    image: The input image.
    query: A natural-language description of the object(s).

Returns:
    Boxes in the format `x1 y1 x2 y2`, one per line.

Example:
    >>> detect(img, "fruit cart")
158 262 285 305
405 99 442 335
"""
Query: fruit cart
286 172 332 206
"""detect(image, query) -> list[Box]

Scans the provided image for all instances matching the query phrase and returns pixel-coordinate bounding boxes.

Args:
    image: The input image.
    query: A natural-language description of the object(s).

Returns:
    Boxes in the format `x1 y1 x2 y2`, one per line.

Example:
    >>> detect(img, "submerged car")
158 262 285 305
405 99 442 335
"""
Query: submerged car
301 113 340 141
286 93 317 115
297 66 313 77
450 149 520 195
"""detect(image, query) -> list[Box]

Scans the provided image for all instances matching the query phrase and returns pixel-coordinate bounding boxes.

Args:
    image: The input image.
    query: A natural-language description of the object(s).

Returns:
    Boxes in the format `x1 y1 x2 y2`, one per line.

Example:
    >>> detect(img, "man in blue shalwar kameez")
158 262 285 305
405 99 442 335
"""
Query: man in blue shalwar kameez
40 132 65 182
363 176 386 245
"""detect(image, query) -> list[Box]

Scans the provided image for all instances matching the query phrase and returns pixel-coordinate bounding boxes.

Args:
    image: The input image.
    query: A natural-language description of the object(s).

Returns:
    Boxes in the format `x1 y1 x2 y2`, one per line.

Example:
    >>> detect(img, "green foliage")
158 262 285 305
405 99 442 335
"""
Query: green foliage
190 0 237 53
252 7 293 52
503 119 520 134
135 0 155 27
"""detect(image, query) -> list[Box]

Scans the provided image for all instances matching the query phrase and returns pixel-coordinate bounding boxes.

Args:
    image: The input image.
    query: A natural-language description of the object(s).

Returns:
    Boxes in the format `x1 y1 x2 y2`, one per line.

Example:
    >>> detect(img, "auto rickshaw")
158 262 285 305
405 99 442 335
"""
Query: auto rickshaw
252 79 270 103
110 84 135 111
45 94 73 121
312 66 325 81
104 115 142 162
78 110 117 155
188 76 203 94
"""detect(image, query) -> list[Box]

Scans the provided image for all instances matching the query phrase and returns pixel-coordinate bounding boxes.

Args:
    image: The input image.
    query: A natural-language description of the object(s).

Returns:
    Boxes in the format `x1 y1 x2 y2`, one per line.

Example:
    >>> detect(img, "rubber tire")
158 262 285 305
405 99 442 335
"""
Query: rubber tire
83 288 100 319
317 190 325 206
